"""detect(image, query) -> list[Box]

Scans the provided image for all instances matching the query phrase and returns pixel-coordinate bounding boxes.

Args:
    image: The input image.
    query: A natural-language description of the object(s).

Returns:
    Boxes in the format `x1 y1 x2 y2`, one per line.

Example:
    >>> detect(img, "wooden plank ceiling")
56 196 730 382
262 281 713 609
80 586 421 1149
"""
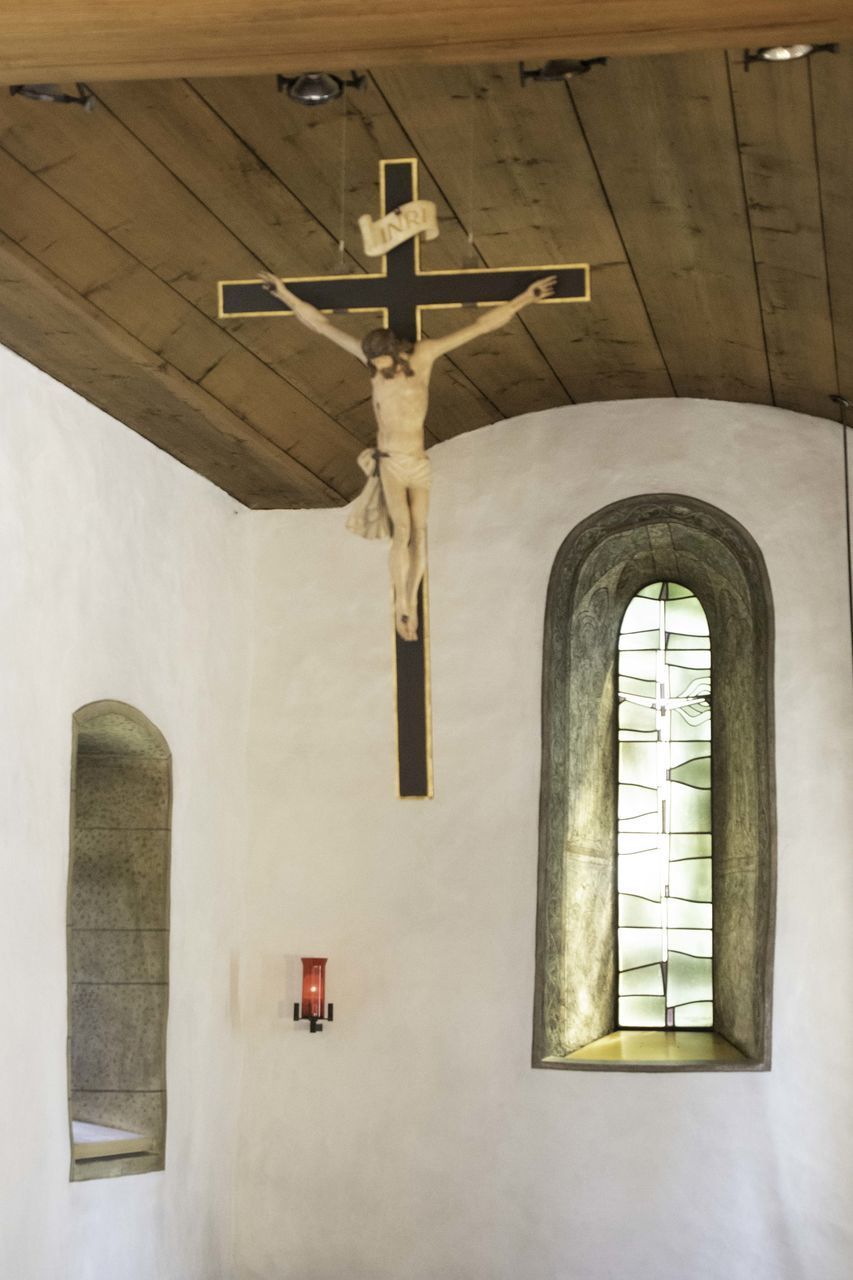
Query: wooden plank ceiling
3 2 853 82
0 47 850 508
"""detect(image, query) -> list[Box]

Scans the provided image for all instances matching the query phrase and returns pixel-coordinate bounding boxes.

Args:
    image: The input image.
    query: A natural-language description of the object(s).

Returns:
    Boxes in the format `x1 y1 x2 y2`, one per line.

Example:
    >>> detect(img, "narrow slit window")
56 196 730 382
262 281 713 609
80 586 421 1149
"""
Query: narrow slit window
617 581 712 1030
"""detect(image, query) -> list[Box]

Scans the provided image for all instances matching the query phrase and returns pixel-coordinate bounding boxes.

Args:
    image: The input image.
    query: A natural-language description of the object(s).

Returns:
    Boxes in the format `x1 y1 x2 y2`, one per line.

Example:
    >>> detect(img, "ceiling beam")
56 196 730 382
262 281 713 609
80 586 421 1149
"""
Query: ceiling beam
1 3 852 85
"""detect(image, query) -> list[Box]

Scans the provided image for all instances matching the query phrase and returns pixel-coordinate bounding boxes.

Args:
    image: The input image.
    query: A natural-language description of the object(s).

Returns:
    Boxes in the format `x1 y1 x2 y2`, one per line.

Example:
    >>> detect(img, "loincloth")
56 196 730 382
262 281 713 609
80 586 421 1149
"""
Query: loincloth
345 448 431 541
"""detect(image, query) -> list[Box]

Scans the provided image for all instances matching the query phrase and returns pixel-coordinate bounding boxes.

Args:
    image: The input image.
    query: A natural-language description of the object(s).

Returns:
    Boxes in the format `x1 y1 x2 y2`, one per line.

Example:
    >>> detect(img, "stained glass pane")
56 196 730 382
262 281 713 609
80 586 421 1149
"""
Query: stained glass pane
668 755 711 788
619 996 666 1027
618 895 662 927
669 782 711 833
620 595 662 632
665 596 709 636
618 851 661 899
667 953 713 1005
674 1002 714 1028
618 928 663 970
617 581 713 1029
619 650 658 681
668 929 713 958
669 833 712 860
668 858 712 902
619 742 658 787
619 963 664 996
619 701 657 737
667 632 710 650
667 898 712 928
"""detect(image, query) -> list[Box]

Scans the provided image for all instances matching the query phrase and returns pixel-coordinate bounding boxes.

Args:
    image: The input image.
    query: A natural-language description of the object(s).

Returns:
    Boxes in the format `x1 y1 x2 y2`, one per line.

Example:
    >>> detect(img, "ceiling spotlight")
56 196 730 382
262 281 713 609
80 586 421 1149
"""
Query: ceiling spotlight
519 58 607 86
277 71 366 107
9 82 94 109
743 43 838 69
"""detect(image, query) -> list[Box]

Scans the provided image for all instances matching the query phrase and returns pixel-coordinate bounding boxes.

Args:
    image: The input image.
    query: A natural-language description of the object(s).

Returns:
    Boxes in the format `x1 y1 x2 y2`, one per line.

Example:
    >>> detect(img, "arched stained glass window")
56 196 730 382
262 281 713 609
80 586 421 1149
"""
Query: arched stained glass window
533 494 776 1071
617 582 712 1030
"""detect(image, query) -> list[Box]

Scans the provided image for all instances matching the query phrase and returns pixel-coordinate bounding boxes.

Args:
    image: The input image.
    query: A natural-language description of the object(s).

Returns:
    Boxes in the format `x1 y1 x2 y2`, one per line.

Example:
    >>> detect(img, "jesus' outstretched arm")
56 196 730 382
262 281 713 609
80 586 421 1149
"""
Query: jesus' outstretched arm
258 271 366 363
416 276 557 361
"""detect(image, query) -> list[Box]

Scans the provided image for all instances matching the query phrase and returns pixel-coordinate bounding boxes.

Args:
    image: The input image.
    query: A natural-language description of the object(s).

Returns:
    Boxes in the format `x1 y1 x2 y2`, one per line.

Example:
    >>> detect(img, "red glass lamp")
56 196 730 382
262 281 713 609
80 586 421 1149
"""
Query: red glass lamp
293 957 334 1032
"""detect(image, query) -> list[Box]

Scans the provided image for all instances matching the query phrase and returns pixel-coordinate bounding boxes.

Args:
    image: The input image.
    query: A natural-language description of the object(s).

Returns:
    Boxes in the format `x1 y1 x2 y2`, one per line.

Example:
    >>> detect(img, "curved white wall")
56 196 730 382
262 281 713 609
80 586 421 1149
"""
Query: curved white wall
0 347 249 1280
240 398 853 1280
3 360 851 1280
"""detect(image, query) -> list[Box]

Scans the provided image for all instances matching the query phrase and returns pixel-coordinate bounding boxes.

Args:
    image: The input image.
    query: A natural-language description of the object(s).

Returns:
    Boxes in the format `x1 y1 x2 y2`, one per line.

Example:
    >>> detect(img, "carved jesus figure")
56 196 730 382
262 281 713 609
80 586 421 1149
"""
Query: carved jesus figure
260 271 557 640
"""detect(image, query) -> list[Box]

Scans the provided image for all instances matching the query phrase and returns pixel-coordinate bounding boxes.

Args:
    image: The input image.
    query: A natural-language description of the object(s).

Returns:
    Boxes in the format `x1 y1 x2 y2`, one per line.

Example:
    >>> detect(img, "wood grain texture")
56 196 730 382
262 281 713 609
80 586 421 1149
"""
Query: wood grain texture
193 73 569 430
0 87 366 497
727 50 837 417
2 2 852 83
811 46 853 400
0 232 336 507
373 62 673 401
570 51 772 403
0 47 850 508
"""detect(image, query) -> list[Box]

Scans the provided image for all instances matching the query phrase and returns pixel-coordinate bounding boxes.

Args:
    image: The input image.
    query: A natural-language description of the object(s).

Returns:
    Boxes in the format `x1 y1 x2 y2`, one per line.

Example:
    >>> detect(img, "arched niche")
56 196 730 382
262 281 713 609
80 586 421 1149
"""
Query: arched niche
532 495 776 1071
67 700 171 1178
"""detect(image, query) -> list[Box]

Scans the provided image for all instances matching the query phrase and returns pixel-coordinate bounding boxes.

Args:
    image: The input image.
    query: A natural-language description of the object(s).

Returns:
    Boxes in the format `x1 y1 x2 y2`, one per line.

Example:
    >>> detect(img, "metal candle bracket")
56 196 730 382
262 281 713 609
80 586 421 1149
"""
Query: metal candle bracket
293 1000 334 1033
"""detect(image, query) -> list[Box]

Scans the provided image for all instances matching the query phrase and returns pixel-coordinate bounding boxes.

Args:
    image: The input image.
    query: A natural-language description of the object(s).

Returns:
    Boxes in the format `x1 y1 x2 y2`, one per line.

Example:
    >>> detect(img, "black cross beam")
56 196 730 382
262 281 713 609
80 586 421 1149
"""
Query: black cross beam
219 157 590 798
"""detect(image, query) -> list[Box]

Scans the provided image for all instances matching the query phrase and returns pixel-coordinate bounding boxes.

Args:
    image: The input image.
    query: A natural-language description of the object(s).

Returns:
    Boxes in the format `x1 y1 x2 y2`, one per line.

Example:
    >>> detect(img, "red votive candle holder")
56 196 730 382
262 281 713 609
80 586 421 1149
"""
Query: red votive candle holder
300 957 327 1020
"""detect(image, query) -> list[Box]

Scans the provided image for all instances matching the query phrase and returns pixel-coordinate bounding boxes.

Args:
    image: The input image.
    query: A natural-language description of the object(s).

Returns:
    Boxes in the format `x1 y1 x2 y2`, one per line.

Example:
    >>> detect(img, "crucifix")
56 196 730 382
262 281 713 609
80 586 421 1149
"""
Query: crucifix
219 158 590 798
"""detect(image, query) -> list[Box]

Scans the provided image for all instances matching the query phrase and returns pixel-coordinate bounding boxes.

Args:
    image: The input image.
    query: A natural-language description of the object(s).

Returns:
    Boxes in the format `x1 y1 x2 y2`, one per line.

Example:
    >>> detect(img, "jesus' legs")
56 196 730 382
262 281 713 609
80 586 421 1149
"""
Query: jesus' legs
381 471 417 641
405 487 429 629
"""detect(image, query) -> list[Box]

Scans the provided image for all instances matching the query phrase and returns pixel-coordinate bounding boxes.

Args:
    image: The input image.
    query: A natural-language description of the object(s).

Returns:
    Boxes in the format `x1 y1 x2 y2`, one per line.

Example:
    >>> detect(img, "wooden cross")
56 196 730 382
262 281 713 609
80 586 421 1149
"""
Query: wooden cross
219 157 590 798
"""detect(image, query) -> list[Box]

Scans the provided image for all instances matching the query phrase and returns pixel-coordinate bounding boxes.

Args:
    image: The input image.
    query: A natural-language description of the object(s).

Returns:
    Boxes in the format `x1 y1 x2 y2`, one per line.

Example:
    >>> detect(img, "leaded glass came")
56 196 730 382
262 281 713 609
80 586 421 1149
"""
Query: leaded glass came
617 582 713 1029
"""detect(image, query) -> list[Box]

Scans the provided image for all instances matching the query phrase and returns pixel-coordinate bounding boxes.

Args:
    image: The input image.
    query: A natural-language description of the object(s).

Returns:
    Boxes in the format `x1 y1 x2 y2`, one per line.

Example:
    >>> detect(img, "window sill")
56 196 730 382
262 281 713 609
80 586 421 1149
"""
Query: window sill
72 1120 154 1161
542 1030 761 1071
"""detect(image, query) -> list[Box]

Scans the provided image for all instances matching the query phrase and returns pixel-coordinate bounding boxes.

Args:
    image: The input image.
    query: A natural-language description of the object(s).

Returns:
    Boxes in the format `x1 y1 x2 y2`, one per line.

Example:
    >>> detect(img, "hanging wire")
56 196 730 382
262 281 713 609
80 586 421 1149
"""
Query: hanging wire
463 85 478 266
830 394 853 675
337 95 349 268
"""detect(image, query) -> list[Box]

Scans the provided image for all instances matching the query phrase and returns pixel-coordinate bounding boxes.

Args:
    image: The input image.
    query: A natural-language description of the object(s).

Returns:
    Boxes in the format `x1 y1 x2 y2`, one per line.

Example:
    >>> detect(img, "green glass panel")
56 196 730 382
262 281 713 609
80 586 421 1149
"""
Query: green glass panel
665 649 713 671
618 833 659 855
618 676 657 701
637 581 664 599
619 650 658 680
620 595 661 633
618 783 657 821
666 898 712 928
667 632 710 650
669 834 712 859
669 858 712 902
669 781 711 832
619 963 664 996
619 996 666 1027
619 894 662 926
674 1001 714 1028
664 583 694 599
670 704 711 741
667 952 713 1004
618 701 657 736
668 756 711 788
668 665 711 699
619 742 657 787
619 629 661 651
665 595 709 637
670 741 710 767
619 811 660 833
618 851 661 899
618 927 663 969
668 929 713 958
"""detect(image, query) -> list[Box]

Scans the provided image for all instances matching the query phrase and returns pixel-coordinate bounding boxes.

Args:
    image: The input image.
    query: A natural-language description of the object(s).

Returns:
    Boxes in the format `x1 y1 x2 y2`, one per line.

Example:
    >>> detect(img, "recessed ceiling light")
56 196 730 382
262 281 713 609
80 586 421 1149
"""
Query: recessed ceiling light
276 72 366 107
519 58 607 86
9 83 94 109
743 42 838 69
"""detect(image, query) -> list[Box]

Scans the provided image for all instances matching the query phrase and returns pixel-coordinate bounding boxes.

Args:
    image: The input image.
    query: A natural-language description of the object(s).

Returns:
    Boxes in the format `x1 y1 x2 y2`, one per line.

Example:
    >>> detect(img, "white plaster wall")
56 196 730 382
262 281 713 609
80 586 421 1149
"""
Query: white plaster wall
238 399 853 1280
0 347 250 1280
